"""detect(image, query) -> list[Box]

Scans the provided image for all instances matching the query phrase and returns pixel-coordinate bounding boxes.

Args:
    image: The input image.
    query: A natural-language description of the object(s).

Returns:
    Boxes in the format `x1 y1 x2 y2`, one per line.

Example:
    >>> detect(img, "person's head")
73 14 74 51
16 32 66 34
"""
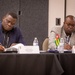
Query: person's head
2 12 17 31
63 15 75 35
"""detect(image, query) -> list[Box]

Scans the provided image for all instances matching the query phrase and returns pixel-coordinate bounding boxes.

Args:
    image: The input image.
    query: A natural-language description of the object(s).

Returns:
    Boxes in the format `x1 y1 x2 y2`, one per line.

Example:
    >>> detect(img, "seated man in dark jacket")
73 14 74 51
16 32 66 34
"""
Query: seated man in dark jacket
0 12 25 51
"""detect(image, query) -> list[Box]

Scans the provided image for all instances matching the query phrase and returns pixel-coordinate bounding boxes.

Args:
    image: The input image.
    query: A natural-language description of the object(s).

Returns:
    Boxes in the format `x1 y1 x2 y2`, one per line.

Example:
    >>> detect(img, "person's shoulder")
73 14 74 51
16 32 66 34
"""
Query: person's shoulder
51 26 62 32
12 26 21 33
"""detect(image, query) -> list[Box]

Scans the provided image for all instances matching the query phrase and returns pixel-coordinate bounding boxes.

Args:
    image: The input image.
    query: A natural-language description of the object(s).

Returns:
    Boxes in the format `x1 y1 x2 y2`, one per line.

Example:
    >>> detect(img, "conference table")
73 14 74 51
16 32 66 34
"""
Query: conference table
0 53 63 75
57 53 75 75
0 51 75 75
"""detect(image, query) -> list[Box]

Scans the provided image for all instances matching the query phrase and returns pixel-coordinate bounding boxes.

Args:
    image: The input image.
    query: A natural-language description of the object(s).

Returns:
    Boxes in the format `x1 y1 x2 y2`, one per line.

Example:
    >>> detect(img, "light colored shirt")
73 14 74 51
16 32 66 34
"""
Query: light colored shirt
49 26 75 50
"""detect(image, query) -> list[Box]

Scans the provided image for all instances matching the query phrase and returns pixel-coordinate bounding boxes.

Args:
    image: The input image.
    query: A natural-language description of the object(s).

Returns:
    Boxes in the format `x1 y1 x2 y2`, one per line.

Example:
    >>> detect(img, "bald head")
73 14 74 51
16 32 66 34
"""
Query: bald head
65 15 75 22
63 15 75 35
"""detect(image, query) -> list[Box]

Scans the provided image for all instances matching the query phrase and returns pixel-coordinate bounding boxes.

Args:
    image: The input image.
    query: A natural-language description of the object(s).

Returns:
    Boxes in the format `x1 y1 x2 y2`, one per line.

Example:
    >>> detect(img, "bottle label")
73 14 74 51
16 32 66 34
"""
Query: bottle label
33 43 38 46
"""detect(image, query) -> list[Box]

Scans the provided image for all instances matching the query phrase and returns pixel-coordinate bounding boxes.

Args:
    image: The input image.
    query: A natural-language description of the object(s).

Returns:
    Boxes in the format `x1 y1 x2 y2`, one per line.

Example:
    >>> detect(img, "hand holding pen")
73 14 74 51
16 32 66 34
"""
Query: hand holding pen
64 36 72 50
0 43 5 51
64 43 72 50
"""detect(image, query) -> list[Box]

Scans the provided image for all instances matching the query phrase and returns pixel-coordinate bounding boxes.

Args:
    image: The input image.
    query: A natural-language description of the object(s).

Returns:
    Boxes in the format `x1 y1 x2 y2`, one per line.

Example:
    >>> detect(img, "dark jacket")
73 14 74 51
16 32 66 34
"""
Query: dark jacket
0 22 25 48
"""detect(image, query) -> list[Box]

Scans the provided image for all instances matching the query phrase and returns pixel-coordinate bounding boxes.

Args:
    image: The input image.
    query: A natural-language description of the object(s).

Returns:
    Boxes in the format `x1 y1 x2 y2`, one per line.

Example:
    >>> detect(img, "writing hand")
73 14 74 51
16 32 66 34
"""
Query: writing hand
0 45 5 51
64 43 72 50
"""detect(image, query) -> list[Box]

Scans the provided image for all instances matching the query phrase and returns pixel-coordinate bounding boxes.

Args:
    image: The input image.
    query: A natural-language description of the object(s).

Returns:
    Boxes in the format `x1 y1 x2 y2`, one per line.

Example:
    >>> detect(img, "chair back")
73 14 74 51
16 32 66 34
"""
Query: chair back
42 38 49 51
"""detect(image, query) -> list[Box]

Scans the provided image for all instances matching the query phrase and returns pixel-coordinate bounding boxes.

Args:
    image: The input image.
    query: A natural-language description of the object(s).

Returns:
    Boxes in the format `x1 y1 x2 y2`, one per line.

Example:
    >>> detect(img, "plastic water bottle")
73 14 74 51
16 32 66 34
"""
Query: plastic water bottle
33 37 39 46
58 38 64 53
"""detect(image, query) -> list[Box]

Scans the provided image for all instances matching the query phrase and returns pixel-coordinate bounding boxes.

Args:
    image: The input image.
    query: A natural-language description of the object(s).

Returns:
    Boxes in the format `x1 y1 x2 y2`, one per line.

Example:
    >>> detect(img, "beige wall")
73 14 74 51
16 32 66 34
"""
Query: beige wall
48 0 65 36
66 0 75 16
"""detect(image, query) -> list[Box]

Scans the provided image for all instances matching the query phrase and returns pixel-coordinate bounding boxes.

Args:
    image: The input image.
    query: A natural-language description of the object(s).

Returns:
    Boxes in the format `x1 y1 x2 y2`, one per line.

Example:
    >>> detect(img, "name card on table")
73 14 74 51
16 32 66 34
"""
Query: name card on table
18 46 40 54
72 46 75 53
6 43 40 54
